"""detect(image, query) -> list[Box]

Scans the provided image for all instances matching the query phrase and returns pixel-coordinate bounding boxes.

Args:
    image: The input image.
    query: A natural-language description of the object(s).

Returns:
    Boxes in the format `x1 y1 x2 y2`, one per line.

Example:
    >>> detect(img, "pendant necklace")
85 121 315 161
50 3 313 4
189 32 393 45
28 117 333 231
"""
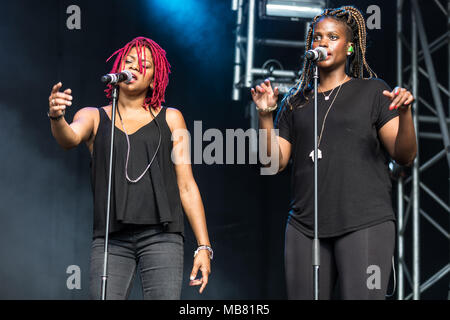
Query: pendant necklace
321 85 336 101
309 75 348 162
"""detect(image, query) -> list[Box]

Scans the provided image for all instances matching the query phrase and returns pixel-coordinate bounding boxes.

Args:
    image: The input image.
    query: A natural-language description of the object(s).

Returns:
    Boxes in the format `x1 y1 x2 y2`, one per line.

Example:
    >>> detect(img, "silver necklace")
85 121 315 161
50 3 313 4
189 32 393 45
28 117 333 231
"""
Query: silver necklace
117 107 161 183
319 75 348 100
309 75 348 162
320 86 336 101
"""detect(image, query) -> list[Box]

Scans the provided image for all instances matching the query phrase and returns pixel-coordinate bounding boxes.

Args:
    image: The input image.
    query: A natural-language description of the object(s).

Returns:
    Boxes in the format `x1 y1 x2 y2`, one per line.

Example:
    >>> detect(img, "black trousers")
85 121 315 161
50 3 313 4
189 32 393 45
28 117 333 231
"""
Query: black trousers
284 220 395 300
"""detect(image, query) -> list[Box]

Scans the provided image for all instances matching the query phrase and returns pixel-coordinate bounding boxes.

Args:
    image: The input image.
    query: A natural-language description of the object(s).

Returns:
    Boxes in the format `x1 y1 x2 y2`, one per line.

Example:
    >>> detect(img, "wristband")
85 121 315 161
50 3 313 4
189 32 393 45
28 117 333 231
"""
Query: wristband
47 111 65 121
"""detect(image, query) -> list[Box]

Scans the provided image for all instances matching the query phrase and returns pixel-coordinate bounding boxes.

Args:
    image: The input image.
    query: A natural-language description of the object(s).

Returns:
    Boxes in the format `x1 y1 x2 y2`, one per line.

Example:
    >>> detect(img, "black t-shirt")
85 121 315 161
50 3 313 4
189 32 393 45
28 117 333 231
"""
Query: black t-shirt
276 78 399 238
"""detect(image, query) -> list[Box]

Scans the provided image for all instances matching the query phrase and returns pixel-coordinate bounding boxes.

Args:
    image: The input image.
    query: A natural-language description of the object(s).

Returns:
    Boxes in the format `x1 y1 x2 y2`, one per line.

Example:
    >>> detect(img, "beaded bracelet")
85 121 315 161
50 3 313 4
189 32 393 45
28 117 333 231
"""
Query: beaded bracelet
255 103 278 113
194 245 214 260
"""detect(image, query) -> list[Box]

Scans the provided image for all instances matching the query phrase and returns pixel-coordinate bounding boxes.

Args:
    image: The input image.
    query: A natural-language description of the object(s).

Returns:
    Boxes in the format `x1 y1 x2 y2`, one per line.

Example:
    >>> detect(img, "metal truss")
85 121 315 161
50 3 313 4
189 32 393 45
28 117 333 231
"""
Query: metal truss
231 0 308 100
231 0 312 154
396 0 450 300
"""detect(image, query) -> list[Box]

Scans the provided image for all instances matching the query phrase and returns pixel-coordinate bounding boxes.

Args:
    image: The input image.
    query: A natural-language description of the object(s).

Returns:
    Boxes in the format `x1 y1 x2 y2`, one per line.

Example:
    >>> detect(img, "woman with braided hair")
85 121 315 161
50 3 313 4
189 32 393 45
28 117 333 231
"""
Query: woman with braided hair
252 7 416 299
47 37 212 299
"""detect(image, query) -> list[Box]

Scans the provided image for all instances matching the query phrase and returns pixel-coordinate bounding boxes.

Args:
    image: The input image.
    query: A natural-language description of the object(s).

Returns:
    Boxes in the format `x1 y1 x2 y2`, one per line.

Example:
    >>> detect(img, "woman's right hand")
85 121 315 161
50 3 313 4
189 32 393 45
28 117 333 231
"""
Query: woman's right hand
250 79 279 114
48 82 73 119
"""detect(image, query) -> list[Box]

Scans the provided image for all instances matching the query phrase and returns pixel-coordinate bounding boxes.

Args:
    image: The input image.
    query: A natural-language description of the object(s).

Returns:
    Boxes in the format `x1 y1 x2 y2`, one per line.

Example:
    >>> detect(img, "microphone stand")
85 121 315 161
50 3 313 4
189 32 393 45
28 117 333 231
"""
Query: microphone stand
312 63 320 300
100 84 118 300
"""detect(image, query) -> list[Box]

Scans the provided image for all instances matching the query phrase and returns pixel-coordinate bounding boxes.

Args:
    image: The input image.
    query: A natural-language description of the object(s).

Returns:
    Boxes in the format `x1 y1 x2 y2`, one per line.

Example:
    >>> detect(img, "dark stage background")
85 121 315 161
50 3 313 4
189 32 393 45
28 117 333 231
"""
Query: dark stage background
0 0 448 299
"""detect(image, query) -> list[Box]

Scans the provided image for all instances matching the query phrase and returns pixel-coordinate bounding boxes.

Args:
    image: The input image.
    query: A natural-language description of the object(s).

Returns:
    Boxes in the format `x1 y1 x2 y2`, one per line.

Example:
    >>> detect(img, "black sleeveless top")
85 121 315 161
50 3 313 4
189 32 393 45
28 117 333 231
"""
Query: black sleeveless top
90 107 184 238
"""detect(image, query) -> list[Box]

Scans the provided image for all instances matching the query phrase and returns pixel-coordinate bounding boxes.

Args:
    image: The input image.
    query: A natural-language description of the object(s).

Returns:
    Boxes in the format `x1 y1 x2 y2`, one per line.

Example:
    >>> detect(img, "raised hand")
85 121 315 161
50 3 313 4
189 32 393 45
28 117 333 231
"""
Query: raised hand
250 79 279 113
48 82 73 119
382 86 414 112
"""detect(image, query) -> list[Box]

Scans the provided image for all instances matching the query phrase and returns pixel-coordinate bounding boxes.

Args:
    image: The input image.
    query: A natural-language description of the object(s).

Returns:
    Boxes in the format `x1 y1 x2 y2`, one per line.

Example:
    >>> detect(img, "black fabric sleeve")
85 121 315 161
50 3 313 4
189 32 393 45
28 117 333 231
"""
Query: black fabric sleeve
275 104 293 143
374 80 399 131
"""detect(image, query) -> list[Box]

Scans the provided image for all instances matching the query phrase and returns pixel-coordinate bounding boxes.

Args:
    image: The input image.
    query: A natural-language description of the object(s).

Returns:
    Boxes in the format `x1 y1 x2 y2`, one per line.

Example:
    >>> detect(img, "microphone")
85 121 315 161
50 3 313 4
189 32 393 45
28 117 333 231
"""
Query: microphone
305 47 328 61
101 70 133 85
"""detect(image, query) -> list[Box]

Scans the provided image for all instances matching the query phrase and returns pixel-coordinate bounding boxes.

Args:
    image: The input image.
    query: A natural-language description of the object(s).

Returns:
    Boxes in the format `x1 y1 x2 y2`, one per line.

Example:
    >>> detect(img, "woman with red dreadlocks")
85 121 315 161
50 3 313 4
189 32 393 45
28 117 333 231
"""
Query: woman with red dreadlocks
47 37 212 299
252 7 416 299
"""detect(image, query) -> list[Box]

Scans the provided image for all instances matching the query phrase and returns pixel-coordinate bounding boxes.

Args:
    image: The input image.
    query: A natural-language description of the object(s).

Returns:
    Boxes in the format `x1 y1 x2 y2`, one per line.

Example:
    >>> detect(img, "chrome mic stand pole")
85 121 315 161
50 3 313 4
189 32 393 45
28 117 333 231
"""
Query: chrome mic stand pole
312 64 320 300
100 84 118 300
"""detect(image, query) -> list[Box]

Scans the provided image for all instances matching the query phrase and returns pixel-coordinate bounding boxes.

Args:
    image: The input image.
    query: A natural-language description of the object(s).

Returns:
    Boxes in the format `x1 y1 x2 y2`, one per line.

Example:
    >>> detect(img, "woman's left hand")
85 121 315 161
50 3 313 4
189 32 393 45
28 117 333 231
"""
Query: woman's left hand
383 87 415 112
189 250 211 294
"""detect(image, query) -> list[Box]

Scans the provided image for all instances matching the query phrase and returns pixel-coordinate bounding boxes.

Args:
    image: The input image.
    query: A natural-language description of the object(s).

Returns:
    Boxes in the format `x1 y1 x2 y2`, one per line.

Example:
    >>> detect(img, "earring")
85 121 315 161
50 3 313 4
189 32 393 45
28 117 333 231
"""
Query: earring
347 46 354 55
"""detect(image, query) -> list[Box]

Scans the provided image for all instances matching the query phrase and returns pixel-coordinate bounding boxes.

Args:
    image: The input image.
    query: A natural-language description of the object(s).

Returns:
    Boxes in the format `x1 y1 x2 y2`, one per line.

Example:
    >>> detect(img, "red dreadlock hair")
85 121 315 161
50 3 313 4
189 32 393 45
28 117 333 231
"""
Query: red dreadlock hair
104 36 171 111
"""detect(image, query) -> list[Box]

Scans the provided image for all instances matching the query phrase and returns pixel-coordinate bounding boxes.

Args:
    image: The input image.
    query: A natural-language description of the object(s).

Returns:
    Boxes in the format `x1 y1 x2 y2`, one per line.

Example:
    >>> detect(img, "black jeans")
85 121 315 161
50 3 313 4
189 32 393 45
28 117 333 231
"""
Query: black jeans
284 220 395 300
89 225 184 300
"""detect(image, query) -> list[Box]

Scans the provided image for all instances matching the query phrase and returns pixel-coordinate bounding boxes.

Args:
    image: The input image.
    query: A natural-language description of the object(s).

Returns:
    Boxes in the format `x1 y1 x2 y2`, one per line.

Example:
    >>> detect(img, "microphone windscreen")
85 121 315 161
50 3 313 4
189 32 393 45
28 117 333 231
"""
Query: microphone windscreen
316 47 327 59
101 75 110 83
121 70 133 83
305 50 315 60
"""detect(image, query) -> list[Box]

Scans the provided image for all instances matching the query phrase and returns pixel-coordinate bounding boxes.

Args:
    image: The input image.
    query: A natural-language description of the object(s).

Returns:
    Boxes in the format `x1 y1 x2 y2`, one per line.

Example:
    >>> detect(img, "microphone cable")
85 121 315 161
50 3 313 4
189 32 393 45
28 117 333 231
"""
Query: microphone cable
385 255 397 298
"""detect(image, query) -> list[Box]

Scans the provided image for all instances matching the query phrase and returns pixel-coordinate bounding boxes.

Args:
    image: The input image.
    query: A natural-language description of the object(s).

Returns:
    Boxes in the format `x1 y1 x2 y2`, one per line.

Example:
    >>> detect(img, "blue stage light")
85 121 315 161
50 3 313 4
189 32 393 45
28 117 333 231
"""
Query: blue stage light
144 0 227 62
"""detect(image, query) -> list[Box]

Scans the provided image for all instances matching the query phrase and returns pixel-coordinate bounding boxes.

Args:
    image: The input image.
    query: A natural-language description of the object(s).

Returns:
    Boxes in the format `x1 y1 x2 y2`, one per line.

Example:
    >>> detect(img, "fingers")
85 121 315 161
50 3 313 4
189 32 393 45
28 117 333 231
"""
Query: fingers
403 93 415 106
263 79 279 97
189 279 202 286
261 79 279 97
190 264 199 283
383 87 414 110
388 87 414 110
49 83 72 118
49 82 72 101
48 105 67 119
255 85 265 93
388 87 402 109
382 90 394 99
50 105 67 113
189 255 211 294
50 91 72 101
260 80 272 93
251 79 279 111
250 79 279 99
274 86 279 97
49 90 73 116
189 267 210 293
251 79 277 95
51 82 62 95
199 266 209 294
52 98 72 106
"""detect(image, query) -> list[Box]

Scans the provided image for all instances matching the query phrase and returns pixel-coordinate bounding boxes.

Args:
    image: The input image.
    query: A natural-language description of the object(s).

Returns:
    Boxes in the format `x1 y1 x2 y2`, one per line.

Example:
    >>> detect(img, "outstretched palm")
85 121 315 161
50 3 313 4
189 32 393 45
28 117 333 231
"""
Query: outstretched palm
251 79 279 111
